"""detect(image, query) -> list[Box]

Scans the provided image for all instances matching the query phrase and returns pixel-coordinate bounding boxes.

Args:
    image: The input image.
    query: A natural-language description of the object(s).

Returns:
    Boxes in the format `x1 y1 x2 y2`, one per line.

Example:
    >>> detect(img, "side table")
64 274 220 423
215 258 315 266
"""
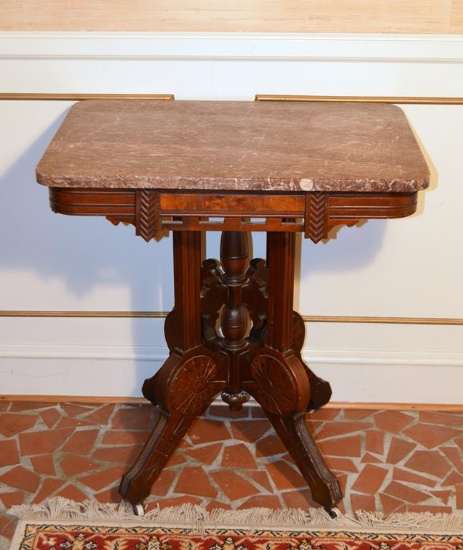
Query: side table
36 99 430 515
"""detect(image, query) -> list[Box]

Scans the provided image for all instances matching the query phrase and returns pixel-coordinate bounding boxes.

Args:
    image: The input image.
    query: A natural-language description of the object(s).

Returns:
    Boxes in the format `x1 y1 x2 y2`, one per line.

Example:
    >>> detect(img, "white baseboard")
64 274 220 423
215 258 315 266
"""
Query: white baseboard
1 343 461 404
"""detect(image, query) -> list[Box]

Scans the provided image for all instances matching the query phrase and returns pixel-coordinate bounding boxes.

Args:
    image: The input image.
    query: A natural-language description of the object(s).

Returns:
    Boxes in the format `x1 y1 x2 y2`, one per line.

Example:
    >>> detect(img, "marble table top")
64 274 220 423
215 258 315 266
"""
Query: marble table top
36 100 430 193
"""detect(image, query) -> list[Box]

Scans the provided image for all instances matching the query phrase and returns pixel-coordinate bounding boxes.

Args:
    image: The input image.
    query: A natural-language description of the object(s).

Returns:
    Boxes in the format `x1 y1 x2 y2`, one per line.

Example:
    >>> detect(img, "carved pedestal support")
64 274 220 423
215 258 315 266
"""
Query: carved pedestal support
120 229 342 514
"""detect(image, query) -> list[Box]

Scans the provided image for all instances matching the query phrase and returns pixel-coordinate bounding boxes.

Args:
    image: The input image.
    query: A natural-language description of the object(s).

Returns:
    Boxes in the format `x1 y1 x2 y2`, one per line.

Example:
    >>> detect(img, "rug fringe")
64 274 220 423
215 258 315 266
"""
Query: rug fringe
8 497 463 534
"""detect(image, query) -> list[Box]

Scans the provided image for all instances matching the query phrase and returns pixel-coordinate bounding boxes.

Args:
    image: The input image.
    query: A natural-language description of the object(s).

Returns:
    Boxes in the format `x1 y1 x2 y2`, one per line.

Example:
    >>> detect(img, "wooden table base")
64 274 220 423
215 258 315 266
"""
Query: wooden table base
119 230 343 515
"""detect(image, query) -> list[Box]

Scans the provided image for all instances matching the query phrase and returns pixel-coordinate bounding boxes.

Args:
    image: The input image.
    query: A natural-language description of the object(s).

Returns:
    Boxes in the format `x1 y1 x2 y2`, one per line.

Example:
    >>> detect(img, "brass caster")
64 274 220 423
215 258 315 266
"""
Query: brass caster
326 507 341 519
133 503 145 517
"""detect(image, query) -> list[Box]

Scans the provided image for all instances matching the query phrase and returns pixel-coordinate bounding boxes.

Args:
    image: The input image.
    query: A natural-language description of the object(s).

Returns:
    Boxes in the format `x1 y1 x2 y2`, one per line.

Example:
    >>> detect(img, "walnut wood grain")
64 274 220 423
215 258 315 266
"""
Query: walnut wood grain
37 99 430 515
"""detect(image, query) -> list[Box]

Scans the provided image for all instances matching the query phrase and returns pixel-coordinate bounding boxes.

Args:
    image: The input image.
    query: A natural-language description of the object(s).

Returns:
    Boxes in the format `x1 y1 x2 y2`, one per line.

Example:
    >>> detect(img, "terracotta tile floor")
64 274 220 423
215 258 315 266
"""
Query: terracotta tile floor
2 400 463 546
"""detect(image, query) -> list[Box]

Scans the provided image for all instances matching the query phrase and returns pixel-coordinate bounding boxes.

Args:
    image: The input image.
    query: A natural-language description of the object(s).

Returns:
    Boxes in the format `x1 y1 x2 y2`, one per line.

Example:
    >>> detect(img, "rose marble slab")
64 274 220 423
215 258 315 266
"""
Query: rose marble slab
36 100 430 193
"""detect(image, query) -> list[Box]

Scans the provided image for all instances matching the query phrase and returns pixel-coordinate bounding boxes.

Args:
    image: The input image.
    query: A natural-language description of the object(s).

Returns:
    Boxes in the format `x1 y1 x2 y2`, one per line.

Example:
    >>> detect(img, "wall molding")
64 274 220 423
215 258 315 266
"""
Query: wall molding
1 343 461 367
2 32 463 63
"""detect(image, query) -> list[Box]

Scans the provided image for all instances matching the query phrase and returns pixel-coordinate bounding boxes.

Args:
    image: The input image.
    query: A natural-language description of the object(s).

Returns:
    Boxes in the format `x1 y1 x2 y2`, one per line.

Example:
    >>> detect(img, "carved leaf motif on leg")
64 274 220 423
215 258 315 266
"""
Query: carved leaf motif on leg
169 355 222 416
249 355 299 415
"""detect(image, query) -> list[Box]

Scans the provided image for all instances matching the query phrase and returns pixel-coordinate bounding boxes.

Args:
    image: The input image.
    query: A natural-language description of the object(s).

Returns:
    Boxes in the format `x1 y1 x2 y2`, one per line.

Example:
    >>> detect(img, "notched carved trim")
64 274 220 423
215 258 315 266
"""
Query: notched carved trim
305 193 327 242
136 189 161 241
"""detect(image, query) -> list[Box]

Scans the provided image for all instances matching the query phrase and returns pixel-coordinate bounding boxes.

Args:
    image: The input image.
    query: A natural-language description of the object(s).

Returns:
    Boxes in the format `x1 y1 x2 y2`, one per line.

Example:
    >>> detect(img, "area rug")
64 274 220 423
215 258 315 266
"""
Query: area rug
7 498 463 550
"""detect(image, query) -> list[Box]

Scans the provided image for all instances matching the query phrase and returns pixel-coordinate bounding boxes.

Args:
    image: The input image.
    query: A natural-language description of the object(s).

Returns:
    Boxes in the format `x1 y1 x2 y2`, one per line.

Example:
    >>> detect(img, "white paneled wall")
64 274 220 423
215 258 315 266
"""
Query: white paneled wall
0 33 462 402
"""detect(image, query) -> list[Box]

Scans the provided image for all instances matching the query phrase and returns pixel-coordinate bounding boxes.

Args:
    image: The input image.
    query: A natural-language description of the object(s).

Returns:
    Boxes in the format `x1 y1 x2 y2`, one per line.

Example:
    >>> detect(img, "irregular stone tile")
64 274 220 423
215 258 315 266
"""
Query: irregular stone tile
211 471 259 501
443 470 463 487
255 434 286 457
441 447 463 474
83 404 116 426
384 480 431 504
455 483 463 509
455 435 463 453
56 483 91 502
188 418 232 445
318 434 362 457
9 402 49 412
40 408 62 429
32 478 67 504
365 430 385 456
150 469 178 496
92 444 142 465
19 428 74 456
404 449 452 479
374 411 415 433
0 490 27 509
343 409 377 420
316 421 372 441
0 414 38 437
79 465 126 491
110 405 153 431
184 443 222 465
379 493 407 515
360 452 383 464
419 411 463 428
62 429 100 455
60 455 102 477
246 470 273 492
310 408 342 421
326 456 359 473
430 489 452 505
250 407 268 419
230 420 271 443
0 439 20 468
0 466 41 493
266 460 306 491
102 430 151 447
350 493 376 512
281 488 319 510
351 464 388 494
386 437 416 464
207 404 249 419
402 424 462 450
392 467 437 488
93 486 121 504
165 450 188 467
57 417 95 429
30 454 57 476
175 466 218 498
221 443 257 469
59 403 94 418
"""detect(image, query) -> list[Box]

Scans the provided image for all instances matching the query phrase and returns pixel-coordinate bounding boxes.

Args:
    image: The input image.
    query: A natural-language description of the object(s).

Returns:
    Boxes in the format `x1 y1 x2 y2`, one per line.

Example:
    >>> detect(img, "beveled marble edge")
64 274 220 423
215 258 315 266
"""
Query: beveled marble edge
36 174 429 193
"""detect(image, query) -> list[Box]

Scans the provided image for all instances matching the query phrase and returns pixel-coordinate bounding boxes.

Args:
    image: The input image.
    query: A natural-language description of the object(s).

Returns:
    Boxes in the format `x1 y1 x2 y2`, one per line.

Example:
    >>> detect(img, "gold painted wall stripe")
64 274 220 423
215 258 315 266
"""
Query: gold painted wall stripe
0 310 461 325
255 94 463 105
1 93 463 105
0 93 174 101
